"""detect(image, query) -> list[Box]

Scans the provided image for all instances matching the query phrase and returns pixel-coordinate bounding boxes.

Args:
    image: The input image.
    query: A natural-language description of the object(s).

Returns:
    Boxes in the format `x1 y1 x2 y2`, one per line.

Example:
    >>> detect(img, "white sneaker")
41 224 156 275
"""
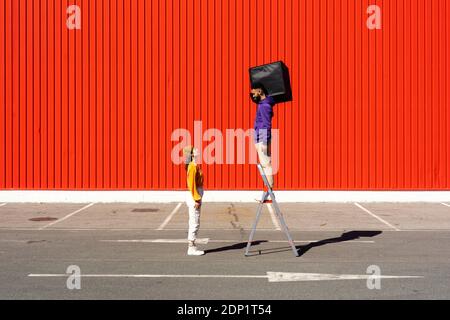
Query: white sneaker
187 246 205 256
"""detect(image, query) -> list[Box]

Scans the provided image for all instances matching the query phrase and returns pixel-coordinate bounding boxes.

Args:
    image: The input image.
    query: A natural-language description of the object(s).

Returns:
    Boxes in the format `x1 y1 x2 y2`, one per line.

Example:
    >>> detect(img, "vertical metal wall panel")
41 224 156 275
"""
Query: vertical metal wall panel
0 0 449 190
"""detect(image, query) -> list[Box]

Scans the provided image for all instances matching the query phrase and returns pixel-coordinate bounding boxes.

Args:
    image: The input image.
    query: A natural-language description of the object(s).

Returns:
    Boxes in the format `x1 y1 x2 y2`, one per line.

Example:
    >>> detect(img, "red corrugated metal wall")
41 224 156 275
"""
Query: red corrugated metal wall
0 0 449 191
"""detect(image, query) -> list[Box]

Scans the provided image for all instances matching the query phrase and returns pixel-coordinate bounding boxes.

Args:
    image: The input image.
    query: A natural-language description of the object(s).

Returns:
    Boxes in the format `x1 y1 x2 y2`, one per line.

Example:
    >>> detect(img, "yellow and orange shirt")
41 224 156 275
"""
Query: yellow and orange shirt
187 162 204 201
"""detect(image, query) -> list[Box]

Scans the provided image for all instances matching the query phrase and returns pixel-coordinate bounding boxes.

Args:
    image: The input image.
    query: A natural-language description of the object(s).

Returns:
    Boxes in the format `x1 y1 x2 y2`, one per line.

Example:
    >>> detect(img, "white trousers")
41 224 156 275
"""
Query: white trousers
255 142 274 187
185 188 203 242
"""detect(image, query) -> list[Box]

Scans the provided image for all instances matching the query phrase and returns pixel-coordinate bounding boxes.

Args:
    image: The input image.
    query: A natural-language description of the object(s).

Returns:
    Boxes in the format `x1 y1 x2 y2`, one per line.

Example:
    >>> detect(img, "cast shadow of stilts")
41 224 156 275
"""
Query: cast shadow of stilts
245 230 383 257
204 241 268 254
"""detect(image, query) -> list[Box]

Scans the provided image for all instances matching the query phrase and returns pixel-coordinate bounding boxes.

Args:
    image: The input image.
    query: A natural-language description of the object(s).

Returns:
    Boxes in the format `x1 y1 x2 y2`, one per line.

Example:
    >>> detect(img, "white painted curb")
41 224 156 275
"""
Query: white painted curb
0 190 449 203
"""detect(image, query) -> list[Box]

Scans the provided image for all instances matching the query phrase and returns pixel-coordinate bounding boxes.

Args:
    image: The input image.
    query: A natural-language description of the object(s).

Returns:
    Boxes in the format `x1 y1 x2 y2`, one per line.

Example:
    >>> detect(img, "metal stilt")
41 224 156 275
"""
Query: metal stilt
245 164 299 257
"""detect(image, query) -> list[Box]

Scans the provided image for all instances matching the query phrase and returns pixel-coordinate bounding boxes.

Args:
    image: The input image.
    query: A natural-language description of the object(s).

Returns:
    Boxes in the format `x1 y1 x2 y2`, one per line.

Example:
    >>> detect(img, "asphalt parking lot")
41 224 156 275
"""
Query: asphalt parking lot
0 201 450 299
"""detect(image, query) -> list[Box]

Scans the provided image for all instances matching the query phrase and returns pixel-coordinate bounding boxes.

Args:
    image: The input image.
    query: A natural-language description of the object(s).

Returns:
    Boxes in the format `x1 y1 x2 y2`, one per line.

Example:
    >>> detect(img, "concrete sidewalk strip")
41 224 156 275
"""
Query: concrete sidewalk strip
0 203 88 228
157 202 183 230
42 203 178 229
0 202 448 231
40 203 95 230
276 203 392 231
266 204 282 230
361 203 450 230
165 203 275 230
354 203 400 231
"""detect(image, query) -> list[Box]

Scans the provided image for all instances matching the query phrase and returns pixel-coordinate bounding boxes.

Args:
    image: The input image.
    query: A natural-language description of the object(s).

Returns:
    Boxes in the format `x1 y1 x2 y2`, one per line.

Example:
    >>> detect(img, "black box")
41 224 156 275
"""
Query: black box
249 61 292 103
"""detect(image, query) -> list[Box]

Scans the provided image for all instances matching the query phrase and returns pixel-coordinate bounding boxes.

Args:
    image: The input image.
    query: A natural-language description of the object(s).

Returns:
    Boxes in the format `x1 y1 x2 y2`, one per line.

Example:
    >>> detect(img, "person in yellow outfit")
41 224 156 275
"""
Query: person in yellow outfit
183 146 205 256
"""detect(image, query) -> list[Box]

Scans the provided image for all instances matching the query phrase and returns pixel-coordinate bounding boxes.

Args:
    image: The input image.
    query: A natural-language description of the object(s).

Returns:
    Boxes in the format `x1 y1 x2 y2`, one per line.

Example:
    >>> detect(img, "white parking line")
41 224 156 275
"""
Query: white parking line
0 203 7 207
266 204 282 231
39 203 95 230
354 202 401 231
28 273 267 279
441 203 450 208
157 202 183 230
28 272 422 282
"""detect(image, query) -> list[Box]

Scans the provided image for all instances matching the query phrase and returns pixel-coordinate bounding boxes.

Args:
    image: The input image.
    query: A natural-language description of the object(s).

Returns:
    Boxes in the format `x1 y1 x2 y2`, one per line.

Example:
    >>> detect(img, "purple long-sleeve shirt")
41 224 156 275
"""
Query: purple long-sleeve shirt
254 96 275 144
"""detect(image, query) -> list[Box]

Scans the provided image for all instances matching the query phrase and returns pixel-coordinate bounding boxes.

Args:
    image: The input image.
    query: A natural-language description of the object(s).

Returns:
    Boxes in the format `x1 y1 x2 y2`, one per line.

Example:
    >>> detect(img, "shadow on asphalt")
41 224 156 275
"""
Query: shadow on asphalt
204 240 268 254
229 230 383 257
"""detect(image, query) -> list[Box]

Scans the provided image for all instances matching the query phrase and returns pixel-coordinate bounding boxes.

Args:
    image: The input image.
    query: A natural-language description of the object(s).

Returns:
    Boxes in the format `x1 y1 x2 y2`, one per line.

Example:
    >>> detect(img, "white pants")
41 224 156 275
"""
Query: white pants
185 188 203 242
255 142 274 187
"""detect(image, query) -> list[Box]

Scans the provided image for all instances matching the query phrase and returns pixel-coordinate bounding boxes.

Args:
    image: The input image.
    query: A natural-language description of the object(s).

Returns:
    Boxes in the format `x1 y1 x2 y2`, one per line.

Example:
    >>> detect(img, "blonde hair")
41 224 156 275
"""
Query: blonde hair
183 146 194 172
